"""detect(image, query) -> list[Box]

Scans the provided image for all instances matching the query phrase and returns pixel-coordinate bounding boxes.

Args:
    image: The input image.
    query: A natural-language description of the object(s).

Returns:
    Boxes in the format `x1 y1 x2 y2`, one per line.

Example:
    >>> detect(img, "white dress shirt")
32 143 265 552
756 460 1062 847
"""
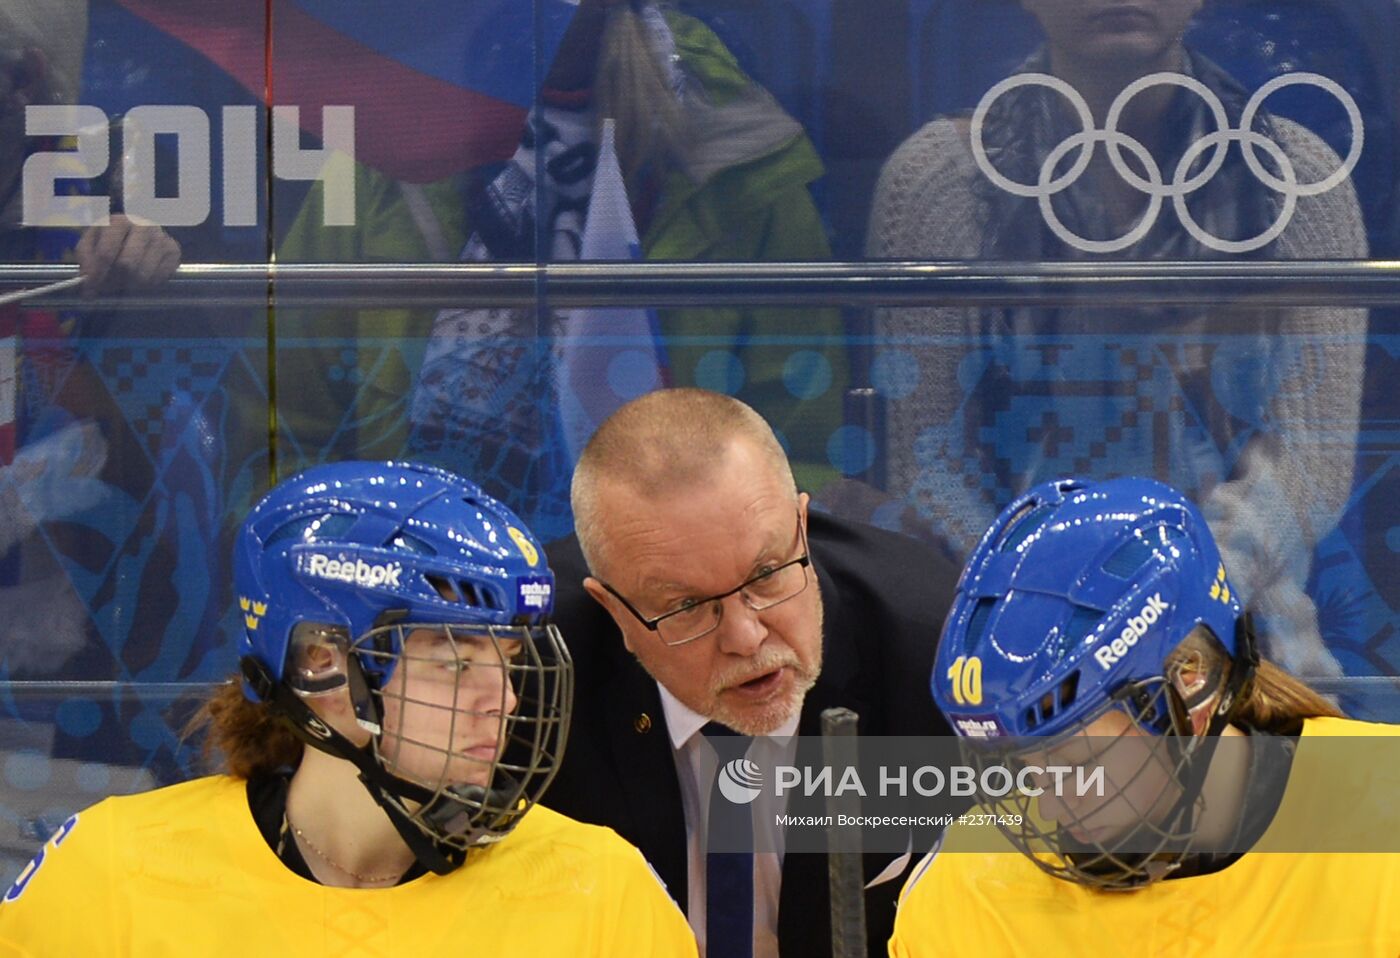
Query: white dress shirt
656 683 799 958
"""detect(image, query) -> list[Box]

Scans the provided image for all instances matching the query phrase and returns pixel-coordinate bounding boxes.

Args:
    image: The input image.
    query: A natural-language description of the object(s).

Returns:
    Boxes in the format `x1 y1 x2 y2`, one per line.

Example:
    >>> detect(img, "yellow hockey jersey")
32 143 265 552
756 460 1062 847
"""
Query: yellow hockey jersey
0 775 697 957
890 717 1400 958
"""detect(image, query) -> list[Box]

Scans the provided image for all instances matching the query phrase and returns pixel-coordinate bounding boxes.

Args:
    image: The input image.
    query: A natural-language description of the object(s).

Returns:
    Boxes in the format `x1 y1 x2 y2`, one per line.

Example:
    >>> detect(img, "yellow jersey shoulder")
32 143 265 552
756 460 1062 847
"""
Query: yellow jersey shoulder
0 778 697 957
891 719 1400 958
1301 715 1400 737
481 802 677 897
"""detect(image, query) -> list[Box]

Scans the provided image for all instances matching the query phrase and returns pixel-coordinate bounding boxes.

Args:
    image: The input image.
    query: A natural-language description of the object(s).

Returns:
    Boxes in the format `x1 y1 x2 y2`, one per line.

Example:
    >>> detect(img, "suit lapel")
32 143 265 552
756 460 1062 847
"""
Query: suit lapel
798 556 870 736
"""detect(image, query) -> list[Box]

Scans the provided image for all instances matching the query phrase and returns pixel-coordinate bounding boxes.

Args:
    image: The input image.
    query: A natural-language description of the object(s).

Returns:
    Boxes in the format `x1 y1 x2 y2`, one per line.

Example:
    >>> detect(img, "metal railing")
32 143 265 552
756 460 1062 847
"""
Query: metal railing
3 260 1400 308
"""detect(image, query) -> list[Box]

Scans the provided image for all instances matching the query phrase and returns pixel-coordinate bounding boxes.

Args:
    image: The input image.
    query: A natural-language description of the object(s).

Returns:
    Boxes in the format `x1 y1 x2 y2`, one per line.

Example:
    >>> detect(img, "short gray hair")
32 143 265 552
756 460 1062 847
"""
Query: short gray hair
571 389 796 576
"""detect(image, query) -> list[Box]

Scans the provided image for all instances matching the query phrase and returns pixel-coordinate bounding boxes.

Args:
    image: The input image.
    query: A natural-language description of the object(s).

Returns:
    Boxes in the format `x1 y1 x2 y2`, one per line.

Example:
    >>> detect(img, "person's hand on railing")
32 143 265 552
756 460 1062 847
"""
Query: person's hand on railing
74 214 181 296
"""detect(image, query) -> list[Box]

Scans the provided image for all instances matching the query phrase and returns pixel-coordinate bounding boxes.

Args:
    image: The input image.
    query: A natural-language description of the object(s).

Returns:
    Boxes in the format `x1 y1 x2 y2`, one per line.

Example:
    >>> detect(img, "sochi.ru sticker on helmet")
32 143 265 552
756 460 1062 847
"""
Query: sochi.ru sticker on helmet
953 714 1007 739
517 576 553 614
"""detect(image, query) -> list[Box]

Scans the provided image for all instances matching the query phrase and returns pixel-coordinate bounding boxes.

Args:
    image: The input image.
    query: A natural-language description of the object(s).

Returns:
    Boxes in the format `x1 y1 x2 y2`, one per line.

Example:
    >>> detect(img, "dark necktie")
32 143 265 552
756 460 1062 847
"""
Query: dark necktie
704 721 754 958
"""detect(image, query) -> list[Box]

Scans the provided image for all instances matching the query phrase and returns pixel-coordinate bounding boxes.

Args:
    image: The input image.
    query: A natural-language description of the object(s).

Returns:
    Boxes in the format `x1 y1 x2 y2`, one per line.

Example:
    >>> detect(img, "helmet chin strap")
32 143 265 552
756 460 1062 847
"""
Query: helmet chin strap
240 655 468 876
1207 612 1261 736
417 774 524 844
1165 613 1262 874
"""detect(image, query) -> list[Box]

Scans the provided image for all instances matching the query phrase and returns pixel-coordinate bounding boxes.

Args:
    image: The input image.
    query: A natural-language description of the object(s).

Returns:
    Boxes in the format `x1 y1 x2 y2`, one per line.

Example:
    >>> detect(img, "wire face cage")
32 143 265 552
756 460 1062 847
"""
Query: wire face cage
350 620 573 851
960 681 1229 890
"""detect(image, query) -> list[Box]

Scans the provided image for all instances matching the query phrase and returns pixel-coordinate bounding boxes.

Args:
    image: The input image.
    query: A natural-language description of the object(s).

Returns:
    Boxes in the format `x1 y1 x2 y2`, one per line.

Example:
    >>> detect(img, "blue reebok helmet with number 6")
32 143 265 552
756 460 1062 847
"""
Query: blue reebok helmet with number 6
234 459 556 695
230 460 573 871
932 476 1244 740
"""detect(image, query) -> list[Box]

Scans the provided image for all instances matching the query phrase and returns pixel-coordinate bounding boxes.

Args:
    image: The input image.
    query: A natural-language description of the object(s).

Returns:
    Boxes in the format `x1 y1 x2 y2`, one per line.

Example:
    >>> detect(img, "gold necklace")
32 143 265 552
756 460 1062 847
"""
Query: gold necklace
287 816 404 885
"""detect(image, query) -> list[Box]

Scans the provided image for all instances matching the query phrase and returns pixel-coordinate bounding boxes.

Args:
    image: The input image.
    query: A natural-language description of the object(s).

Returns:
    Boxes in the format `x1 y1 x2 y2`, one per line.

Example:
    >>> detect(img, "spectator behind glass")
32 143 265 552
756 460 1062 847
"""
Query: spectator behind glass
866 0 1368 679
0 1 180 679
407 0 846 540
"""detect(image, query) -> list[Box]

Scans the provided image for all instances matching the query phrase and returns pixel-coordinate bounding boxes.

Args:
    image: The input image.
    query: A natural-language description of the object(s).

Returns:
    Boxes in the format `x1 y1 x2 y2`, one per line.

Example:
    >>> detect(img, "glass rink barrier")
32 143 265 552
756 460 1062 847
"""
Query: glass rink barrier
0 0 1396 892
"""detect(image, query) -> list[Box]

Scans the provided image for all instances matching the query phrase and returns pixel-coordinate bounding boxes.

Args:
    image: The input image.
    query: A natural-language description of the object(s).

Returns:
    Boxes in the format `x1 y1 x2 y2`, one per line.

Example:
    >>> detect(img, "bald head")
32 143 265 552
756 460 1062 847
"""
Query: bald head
571 389 797 575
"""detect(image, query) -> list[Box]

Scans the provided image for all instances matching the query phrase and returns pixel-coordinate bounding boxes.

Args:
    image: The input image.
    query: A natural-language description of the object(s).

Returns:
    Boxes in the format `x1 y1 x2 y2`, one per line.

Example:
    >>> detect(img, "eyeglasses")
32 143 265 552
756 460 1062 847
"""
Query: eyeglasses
598 513 811 647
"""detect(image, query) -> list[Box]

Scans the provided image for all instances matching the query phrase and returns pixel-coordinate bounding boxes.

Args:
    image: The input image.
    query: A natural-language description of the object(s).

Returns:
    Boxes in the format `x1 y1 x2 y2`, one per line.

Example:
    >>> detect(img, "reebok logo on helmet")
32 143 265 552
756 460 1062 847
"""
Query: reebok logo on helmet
1093 594 1168 670
304 554 403 589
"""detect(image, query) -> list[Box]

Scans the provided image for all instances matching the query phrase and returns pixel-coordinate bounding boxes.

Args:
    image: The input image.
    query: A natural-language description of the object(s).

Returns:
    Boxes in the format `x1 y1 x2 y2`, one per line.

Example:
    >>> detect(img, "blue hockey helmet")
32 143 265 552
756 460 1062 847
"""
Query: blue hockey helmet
235 460 555 691
934 476 1247 741
932 477 1261 889
232 460 572 873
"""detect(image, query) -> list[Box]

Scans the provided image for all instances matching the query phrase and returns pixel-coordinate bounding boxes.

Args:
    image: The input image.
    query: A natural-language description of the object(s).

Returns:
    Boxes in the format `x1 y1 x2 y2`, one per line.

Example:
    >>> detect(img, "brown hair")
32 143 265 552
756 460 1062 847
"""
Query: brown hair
185 677 303 779
1232 658 1345 733
1165 628 1343 736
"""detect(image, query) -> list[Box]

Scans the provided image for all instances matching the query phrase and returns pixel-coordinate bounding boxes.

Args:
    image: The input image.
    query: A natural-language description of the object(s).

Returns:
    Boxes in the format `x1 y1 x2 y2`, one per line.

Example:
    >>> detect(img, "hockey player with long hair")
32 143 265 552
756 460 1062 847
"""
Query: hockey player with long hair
0 461 696 956
892 476 1400 956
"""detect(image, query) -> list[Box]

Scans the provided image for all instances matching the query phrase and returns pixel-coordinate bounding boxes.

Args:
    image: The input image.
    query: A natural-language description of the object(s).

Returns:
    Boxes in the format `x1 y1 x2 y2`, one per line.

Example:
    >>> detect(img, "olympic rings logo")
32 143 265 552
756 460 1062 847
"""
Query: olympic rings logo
969 71 1363 254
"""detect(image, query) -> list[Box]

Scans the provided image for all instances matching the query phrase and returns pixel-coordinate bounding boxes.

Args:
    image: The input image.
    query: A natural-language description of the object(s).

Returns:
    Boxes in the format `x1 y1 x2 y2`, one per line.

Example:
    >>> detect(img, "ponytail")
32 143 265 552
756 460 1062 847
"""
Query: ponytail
1165 627 1343 737
185 676 303 779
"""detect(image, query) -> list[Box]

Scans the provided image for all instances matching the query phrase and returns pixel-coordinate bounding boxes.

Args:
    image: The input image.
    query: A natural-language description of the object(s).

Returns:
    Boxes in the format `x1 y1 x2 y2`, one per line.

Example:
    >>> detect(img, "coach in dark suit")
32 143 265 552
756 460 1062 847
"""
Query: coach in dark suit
541 389 958 958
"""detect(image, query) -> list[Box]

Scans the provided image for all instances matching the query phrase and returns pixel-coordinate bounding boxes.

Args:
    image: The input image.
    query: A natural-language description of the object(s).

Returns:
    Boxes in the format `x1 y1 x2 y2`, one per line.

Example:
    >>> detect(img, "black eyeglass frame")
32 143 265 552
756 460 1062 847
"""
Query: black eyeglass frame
597 512 811 647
